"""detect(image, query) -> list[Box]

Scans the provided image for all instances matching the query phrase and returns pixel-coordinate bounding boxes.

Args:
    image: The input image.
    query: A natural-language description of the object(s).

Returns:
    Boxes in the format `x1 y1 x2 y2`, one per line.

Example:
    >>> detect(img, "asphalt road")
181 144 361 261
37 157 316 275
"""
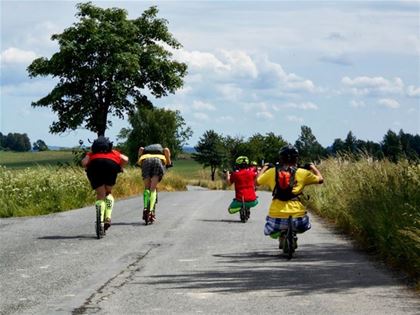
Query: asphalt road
0 188 418 315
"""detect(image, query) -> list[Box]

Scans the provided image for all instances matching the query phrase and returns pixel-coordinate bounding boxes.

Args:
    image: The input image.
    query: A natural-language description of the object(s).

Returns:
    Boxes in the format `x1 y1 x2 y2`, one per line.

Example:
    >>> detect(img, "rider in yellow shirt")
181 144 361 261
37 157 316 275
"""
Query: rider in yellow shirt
137 144 172 222
257 145 323 245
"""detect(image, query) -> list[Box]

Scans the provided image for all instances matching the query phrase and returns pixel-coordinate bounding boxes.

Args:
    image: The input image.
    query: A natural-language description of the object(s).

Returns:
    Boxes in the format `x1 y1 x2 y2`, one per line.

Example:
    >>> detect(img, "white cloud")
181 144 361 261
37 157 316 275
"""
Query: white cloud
216 84 244 101
273 102 319 110
350 100 366 108
218 115 234 122
1 80 55 97
175 49 316 96
193 112 209 121
177 85 193 95
1 47 36 64
342 76 404 96
286 115 304 123
256 111 274 120
192 100 216 111
257 56 316 93
220 49 258 78
378 98 400 109
407 85 420 97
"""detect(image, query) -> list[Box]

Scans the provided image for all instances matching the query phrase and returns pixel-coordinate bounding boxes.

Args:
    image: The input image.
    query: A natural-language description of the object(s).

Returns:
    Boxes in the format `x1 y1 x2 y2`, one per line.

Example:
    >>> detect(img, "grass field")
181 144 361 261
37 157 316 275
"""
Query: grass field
0 150 74 168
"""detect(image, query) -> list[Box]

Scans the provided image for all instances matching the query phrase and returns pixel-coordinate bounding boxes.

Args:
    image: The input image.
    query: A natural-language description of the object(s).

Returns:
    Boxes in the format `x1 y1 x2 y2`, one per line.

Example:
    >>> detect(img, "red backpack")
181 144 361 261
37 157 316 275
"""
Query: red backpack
272 165 300 201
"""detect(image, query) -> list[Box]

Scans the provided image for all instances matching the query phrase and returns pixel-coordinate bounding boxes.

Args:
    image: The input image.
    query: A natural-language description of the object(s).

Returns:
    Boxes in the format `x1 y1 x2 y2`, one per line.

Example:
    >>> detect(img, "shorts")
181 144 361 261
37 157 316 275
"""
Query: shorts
141 157 165 180
86 158 122 189
264 215 311 236
228 198 259 214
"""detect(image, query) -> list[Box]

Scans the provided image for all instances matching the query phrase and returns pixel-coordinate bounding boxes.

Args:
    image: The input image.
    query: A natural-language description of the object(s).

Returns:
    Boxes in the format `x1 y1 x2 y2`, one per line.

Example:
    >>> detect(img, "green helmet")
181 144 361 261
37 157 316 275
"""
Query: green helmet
251 161 257 166
235 156 249 165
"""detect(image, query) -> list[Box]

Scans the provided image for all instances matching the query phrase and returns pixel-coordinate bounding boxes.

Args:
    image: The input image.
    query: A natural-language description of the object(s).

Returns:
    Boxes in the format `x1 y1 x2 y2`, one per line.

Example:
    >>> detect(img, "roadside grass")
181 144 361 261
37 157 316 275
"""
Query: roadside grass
0 150 74 169
0 166 187 218
305 157 420 284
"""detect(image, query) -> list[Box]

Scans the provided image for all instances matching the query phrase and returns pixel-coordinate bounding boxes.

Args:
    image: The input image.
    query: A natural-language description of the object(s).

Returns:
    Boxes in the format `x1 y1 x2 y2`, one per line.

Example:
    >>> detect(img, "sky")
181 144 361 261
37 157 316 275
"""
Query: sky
1 0 419 148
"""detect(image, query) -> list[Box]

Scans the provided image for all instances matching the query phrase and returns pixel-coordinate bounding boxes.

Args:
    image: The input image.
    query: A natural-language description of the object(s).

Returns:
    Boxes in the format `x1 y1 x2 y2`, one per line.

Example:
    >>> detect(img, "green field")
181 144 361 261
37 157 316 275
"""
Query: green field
0 151 74 168
169 158 204 179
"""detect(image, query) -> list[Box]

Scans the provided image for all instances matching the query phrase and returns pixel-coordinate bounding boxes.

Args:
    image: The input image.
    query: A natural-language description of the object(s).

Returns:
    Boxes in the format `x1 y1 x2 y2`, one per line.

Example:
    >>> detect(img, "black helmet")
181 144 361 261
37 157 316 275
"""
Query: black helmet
91 136 112 153
279 145 299 163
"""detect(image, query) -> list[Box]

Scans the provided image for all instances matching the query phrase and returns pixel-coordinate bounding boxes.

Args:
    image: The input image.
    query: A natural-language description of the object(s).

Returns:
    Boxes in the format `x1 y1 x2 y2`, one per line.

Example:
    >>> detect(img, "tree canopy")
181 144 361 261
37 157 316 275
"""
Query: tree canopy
118 105 192 163
27 2 187 137
193 130 225 181
33 139 49 151
0 132 31 152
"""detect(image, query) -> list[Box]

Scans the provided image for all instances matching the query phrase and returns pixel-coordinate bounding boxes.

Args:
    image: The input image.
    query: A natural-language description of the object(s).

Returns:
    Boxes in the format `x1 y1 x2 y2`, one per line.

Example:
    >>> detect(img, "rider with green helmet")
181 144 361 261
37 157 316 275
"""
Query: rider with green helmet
225 156 259 217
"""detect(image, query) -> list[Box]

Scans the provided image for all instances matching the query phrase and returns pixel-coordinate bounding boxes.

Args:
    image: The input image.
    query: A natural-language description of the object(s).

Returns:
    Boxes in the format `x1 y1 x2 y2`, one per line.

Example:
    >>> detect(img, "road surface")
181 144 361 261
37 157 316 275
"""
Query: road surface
0 189 418 314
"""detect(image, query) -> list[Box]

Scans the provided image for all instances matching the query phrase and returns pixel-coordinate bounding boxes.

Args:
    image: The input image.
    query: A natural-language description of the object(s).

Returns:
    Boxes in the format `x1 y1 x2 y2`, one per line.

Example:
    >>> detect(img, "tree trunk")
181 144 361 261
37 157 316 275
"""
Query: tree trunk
211 166 216 181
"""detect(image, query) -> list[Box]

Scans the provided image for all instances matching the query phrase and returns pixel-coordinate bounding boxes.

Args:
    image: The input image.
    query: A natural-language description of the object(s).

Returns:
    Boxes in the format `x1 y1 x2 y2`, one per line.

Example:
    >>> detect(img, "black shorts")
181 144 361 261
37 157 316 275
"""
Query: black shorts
141 157 165 180
86 159 121 189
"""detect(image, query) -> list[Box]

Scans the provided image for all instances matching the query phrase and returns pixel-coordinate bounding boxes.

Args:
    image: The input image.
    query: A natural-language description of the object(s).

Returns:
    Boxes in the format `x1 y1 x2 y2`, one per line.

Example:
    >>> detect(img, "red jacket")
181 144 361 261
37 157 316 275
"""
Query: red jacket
230 168 257 202
87 150 123 165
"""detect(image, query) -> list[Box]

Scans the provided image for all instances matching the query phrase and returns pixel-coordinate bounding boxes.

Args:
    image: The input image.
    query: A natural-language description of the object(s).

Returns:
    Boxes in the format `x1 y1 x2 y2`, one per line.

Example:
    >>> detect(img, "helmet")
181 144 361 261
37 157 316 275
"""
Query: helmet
91 136 112 153
251 161 258 166
279 145 299 163
235 156 249 165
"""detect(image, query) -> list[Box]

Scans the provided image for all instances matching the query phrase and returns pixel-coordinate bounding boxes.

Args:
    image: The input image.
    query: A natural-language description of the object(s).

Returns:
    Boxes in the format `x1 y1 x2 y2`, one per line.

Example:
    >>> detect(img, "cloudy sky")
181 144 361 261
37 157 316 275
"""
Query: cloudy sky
1 0 419 148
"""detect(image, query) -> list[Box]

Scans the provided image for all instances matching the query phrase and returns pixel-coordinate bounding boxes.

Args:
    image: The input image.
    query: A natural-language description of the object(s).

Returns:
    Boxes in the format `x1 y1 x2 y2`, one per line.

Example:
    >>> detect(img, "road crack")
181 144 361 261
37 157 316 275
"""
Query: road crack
72 245 159 314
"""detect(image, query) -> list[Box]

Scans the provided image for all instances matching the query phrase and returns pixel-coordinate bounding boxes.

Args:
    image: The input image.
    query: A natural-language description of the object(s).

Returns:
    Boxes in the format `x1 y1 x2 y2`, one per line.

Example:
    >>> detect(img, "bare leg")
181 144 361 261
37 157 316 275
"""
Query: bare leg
163 147 172 165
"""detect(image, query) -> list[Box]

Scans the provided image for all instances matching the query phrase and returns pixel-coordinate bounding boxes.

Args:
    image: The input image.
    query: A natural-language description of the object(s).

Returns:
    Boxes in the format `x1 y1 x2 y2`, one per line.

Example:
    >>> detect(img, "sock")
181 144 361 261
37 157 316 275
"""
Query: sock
228 207 241 214
105 194 114 220
270 231 280 239
143 189 150 209
95 200 106 222
150 190 157 211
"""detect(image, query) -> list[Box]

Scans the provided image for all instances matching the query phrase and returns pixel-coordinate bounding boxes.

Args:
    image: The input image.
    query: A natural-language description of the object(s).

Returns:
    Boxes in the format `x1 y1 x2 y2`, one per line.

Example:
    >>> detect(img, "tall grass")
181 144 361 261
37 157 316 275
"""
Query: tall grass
306 157 420 282
0 166 187 218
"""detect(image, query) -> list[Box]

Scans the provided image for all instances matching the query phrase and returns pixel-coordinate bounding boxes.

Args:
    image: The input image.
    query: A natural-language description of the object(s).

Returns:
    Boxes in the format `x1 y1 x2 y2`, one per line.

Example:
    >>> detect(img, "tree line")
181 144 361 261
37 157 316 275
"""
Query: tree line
192 127 420 180
0 132 49 152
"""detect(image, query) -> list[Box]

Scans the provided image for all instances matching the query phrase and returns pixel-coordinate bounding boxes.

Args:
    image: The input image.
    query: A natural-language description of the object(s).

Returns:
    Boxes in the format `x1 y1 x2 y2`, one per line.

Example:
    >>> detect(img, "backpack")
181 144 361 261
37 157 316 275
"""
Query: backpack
272 165 300 201
91 136 112 154
143 144 164 154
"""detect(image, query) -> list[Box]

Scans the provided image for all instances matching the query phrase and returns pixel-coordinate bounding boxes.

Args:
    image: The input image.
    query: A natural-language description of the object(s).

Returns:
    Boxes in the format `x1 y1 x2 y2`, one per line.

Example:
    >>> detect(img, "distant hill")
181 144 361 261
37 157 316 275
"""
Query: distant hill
182 146 196 153
48 146 66 151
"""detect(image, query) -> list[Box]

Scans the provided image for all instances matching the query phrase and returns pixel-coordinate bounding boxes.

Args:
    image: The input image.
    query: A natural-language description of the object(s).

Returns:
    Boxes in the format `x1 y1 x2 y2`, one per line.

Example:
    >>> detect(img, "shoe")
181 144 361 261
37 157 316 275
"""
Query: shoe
279 237 285 249
104 218 111 231
246 209 250 219
279 232 286 249
142 209 148 220
149 212 156 223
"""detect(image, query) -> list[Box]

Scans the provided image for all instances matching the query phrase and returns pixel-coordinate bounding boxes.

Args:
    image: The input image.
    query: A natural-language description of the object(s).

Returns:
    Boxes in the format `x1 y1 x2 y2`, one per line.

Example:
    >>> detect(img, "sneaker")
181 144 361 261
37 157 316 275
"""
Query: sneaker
279 236 285 249
142 209 148 220
278 232 286 249
104 218 111 231
149 212 156 223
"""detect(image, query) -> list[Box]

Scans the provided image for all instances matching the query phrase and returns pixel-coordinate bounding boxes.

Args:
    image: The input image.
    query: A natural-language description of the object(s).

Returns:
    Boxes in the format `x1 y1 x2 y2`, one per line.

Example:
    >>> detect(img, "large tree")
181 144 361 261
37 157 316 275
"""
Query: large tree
27 3 187 137
382 130 403 162
193 130 225 181
33 139 49 151
294 125 326 163
119 105 192 163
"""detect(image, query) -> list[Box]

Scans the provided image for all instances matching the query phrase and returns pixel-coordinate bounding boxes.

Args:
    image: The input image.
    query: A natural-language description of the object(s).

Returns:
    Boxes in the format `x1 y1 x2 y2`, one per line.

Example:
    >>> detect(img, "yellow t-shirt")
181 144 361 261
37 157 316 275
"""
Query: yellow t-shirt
257 167 320 218
137 153 167 166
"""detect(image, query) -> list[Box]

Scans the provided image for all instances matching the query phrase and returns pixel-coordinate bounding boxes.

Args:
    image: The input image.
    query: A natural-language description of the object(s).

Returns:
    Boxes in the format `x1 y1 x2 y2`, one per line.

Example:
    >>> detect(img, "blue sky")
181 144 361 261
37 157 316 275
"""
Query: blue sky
1 0 419 148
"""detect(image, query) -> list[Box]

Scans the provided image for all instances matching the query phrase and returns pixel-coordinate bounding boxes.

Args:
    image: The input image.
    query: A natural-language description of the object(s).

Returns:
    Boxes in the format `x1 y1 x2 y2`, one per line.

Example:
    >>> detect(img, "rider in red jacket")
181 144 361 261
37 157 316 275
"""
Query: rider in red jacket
226 156 259 215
